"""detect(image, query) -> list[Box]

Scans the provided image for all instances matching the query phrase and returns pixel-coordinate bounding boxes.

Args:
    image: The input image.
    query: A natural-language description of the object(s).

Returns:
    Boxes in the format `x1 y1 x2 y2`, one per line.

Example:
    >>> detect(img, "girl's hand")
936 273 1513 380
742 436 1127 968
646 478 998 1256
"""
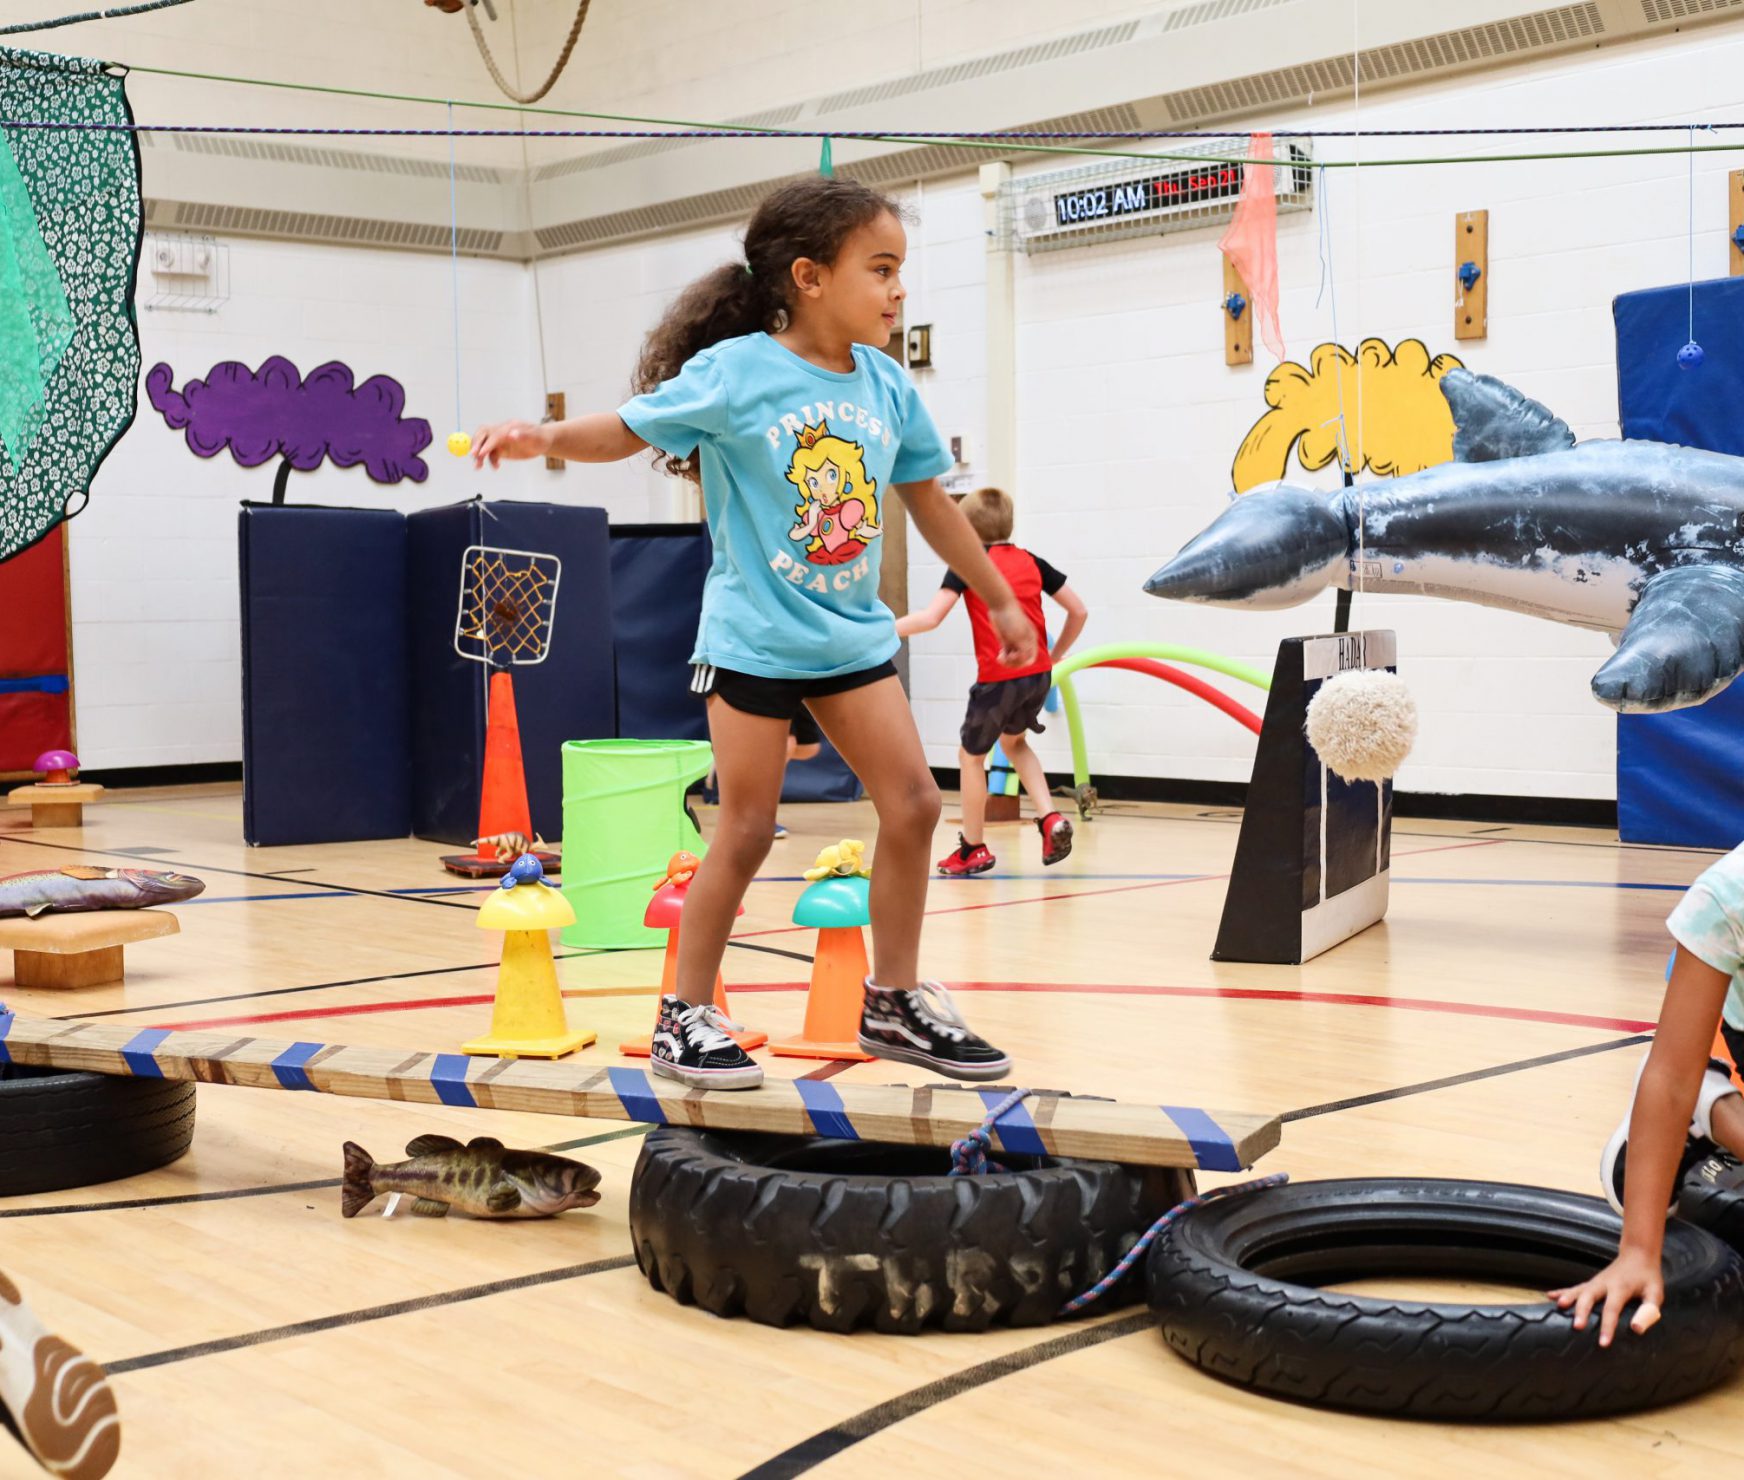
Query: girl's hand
1549 1247 1665 1346
472 420 555 469
990 601 1038 669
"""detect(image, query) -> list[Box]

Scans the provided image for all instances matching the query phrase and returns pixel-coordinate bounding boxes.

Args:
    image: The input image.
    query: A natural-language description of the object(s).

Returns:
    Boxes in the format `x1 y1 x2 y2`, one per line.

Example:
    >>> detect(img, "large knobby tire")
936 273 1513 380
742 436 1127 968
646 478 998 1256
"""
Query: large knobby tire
0 1066 196 1196
629 1128 1193 1333
1678 1152 1744 1255
1147 1177 1744 1420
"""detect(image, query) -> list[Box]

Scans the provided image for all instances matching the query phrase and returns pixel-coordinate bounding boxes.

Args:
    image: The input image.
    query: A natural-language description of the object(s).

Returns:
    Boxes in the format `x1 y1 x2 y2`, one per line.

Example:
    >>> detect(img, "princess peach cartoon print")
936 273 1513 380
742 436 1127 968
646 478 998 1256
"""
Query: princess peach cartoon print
620 332 947 681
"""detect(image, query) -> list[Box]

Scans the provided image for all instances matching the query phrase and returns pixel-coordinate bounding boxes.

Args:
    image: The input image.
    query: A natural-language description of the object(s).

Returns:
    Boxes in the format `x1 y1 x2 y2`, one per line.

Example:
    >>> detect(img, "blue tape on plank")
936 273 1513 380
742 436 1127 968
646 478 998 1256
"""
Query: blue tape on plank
121 1028 171 1078
977 1089 1048 1157
270 1041 325 1091
0 675 68 695
429 1055 477 1107
607 1066 666 1125
794 1077 858 1140
0 1012 13 1065
1161 1104 1242 1172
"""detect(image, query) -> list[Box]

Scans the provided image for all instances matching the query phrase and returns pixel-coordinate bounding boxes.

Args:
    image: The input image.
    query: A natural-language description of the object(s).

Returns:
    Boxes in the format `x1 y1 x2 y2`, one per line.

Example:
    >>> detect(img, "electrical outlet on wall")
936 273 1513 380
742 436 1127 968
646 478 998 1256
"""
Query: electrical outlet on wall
950 435 966 464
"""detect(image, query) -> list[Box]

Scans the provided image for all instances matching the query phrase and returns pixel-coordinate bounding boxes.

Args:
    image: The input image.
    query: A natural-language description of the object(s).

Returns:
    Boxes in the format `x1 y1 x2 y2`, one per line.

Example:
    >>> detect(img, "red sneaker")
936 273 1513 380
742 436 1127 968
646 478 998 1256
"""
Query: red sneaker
1038 811 1074 866
937 835 996 876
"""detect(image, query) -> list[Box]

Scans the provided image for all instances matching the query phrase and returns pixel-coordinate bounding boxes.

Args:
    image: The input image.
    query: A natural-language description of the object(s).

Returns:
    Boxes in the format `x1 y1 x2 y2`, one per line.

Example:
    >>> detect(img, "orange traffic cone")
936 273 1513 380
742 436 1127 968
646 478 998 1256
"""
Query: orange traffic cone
441 671 560 878
771 843 874 1061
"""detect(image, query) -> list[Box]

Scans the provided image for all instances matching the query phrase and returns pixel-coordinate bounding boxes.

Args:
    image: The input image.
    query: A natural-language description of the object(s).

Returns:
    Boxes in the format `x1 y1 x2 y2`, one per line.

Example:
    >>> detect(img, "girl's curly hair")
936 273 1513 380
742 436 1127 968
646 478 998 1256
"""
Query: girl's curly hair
631 174 901 480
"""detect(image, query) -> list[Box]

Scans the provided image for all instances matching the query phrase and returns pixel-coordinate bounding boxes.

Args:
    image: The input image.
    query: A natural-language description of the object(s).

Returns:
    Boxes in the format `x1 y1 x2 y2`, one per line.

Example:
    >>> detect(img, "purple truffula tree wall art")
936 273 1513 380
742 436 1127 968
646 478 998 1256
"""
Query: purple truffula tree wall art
145 357 433 503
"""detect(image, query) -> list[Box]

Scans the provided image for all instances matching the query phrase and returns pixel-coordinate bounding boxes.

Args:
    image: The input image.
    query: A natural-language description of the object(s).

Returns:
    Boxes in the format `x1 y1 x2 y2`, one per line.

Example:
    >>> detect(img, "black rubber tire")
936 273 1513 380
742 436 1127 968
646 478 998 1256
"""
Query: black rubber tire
1679 1151 1744 1255
629 1127 1194 1333
0 1066 196 1196
1146 1177 1744 1420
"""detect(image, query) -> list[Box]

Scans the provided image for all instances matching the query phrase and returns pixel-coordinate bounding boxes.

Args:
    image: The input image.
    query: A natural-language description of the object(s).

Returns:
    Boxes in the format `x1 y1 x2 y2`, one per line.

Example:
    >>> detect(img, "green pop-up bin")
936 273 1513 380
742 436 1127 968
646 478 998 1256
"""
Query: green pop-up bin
559 738 712 949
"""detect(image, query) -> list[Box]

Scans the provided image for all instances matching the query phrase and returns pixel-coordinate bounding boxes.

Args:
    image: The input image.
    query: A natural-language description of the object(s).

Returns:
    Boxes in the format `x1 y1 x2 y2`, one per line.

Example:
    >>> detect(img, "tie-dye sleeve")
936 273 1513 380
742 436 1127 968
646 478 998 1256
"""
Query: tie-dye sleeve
1668 881 1744 979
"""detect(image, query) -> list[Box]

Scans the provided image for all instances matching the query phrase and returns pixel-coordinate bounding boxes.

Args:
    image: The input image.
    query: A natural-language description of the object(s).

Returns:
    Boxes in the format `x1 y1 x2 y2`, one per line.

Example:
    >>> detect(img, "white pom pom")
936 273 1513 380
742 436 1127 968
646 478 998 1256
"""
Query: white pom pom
1304 669 1418 783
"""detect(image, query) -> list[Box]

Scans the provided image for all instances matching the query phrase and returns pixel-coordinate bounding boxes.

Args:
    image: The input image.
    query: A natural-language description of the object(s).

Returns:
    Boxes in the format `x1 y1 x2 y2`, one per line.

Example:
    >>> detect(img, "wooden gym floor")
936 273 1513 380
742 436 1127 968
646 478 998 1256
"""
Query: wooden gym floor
0 783 1740 1477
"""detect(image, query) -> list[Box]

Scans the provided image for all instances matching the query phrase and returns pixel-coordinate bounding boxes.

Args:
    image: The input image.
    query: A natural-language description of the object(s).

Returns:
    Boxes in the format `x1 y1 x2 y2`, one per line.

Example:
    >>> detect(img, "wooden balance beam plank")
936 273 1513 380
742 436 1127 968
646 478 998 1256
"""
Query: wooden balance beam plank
0 1013 1280 1172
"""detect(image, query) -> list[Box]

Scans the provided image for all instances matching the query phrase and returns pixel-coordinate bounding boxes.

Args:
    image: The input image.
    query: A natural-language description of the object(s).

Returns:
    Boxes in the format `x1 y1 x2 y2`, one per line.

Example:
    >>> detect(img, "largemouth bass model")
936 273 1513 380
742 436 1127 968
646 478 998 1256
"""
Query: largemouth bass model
341 1134 602 1219
0 866 206 919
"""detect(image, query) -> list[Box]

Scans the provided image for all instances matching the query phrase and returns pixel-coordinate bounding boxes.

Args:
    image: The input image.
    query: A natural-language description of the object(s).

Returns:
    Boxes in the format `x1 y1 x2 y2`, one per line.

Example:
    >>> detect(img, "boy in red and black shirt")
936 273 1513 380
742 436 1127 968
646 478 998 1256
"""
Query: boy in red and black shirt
897 487 1088 874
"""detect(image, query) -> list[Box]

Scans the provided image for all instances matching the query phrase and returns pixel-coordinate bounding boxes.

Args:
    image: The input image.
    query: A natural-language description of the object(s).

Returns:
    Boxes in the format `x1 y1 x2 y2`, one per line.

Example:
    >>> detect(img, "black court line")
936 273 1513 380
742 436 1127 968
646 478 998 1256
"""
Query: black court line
727 939 816 964
1282 1033 1652 1122
105 1253 638 1374
0 836 480 911
0 1126 653 1219
736 1312 1152 1480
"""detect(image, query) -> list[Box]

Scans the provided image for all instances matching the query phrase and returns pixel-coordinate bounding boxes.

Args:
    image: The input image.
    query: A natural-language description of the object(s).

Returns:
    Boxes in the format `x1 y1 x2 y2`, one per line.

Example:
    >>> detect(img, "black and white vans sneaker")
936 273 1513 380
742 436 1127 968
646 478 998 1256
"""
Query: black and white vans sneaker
1601 1056 1739 1213
650 995 764 1090
858 979 1012 1081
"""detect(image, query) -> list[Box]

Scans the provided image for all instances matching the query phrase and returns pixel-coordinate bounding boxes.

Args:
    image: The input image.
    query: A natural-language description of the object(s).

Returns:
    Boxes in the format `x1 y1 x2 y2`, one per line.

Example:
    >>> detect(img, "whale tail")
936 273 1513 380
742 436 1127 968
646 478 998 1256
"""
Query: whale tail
1146 484 1349 609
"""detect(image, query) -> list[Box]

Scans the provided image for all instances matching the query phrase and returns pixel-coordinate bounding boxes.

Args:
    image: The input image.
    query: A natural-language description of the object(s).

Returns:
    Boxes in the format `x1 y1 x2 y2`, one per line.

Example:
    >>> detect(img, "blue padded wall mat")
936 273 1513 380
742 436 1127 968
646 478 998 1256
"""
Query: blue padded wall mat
1614 276 1744 848
239 503 410 846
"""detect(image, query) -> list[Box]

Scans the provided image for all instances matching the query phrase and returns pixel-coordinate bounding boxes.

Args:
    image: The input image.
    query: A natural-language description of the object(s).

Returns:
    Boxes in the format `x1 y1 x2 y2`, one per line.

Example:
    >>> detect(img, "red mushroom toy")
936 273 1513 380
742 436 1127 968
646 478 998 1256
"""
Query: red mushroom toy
618 852 767 1055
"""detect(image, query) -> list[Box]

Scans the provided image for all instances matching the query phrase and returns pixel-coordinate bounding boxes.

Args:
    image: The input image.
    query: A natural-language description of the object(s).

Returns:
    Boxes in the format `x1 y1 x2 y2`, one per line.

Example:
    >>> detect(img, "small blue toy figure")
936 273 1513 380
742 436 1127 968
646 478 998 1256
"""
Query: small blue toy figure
502 854 546 889
1678 340 1706 370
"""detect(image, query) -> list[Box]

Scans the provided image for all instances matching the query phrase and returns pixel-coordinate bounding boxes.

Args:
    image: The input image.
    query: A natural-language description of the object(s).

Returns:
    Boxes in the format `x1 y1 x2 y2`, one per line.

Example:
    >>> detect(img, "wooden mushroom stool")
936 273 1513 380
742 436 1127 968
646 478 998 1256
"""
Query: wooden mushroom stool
7 750 104 828
0 909 178 988
619 851 767 1055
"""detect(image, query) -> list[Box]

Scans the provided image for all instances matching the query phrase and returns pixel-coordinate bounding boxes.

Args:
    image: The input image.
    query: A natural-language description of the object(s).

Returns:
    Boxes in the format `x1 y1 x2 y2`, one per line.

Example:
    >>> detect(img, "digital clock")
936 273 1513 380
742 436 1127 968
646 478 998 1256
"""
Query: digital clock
1052 162 1246 229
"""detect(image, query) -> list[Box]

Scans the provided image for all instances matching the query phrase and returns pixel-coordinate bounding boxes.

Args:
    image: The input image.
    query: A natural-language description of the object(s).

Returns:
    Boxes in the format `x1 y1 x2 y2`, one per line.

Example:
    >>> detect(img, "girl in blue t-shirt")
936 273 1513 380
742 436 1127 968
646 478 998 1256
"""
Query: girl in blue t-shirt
473 176 1036 1090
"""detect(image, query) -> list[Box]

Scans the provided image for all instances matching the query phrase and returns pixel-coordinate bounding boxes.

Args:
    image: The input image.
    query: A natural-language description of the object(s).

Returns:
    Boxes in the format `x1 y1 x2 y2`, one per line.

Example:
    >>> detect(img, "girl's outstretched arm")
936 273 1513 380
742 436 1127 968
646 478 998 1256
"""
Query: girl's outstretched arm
1548 949 1729 1345
473 413 647 469
897 479 1035 668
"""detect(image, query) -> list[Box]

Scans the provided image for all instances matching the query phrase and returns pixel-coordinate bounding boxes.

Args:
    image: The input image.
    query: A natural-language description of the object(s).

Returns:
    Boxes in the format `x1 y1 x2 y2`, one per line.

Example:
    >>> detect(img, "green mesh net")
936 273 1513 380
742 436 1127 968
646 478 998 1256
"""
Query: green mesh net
0 48 141 563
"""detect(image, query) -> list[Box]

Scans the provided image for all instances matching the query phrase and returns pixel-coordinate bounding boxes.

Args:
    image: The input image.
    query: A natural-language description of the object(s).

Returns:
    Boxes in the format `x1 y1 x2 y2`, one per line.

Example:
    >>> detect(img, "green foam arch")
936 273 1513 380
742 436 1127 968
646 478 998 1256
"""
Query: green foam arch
1051 643 1272 795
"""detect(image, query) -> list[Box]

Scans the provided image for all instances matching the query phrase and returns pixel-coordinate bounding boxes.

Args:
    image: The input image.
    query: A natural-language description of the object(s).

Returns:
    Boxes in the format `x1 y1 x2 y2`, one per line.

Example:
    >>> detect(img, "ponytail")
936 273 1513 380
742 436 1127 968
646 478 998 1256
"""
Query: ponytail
631 175 901 479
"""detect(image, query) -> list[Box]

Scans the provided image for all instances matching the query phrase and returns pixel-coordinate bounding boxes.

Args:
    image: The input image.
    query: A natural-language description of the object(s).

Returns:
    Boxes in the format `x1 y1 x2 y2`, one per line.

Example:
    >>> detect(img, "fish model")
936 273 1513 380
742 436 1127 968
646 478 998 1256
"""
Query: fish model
341 1134 602 1219
1145 368 1744 712
0 866 206 919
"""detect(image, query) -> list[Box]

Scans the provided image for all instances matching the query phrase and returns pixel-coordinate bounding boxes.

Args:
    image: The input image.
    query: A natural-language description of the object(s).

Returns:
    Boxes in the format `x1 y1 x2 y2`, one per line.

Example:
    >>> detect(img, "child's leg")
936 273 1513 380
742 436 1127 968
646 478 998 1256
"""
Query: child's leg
958 745 989 845
673 698 790 1005
807 675 939 992
1712 1095 1744 1159
1000 730 1053 818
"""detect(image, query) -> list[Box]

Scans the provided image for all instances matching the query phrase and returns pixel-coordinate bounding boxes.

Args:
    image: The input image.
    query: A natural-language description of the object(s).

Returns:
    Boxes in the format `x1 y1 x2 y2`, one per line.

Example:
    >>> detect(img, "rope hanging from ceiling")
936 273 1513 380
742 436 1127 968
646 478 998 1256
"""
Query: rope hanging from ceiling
465 0 589 106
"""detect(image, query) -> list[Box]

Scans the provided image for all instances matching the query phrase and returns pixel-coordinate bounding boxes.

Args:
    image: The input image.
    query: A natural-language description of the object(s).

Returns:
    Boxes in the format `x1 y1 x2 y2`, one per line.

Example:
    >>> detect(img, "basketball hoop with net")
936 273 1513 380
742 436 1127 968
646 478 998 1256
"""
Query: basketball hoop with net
440 545 565 878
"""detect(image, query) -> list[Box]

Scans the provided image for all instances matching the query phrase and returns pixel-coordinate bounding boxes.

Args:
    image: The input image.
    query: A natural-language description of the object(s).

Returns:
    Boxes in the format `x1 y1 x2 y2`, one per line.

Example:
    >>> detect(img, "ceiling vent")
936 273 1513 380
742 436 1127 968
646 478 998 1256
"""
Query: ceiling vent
1159 2 1605 121
1640 0 1744 20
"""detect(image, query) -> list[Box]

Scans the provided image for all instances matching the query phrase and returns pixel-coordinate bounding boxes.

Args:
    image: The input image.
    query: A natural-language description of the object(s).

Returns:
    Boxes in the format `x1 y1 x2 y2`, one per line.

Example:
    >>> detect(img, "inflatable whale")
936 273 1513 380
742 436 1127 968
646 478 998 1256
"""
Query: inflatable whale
1145 368 1744 712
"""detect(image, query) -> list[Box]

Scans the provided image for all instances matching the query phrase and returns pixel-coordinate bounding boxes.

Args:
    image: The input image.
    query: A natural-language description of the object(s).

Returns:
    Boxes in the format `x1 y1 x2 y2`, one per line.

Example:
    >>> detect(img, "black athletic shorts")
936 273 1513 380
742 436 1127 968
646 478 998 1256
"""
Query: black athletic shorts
691 659 897 726
960 671 1051 756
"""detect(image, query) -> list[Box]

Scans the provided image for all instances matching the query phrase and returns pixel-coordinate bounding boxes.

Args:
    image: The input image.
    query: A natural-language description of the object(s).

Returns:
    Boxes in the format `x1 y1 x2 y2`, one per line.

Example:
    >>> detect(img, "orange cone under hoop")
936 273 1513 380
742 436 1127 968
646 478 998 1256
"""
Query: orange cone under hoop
441 670 560 878
619 855 767 1055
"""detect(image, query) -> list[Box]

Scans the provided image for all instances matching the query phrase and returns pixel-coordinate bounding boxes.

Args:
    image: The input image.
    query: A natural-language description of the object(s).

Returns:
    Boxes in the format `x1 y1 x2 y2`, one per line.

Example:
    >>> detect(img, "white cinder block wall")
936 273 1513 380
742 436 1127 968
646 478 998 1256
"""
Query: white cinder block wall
56 3 1744 798
75 246 546 769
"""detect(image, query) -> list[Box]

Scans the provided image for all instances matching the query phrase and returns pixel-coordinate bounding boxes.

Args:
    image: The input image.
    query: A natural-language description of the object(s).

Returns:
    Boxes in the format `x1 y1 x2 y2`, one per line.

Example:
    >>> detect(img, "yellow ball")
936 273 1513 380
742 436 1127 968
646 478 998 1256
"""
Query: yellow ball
447 430 472 457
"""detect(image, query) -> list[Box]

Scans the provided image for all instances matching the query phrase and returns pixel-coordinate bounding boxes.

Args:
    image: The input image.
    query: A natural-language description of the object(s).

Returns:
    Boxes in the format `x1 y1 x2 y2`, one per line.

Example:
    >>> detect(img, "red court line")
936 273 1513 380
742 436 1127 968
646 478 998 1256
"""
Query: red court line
153 967 1650 1037
730 836 1505 939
